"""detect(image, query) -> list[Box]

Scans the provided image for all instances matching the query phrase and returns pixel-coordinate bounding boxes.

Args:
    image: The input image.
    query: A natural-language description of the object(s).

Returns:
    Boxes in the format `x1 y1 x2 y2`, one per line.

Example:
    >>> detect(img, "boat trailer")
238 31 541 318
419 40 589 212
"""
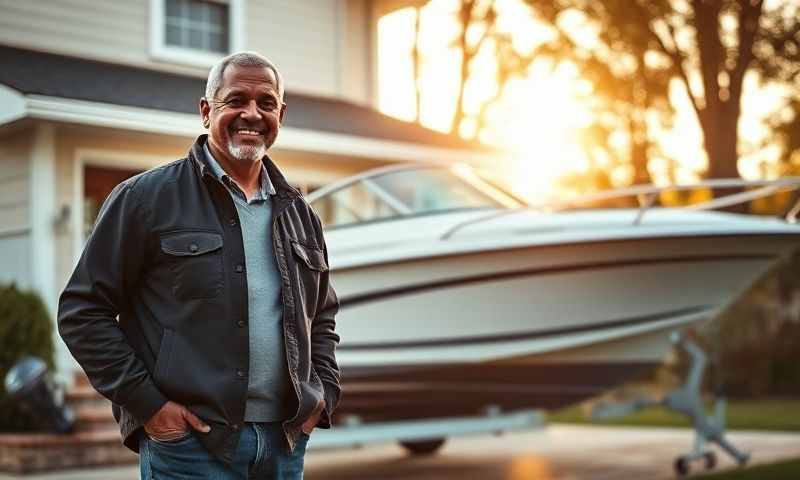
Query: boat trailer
307 408 544 455
591 332 750 477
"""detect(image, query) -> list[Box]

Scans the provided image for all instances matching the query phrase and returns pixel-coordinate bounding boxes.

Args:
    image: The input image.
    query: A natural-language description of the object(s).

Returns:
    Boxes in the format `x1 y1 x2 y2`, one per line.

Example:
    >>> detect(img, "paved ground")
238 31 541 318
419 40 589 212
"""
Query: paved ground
3 425 799 479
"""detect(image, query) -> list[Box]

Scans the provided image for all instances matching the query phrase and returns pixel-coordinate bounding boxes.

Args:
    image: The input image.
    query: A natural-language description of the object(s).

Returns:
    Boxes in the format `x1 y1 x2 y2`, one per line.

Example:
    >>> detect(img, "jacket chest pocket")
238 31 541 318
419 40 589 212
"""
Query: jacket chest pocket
160 231 224 300
290 241 328 313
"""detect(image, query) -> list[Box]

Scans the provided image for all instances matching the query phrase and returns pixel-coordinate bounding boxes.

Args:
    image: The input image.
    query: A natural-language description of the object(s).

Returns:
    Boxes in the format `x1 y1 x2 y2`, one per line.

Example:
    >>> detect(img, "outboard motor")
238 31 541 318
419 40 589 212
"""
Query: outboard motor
4 356 75 433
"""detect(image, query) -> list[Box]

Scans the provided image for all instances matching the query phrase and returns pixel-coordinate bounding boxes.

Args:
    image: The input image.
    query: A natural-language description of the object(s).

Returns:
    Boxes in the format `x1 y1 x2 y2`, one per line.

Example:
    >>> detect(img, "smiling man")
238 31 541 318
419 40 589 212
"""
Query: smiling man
58 52 340 479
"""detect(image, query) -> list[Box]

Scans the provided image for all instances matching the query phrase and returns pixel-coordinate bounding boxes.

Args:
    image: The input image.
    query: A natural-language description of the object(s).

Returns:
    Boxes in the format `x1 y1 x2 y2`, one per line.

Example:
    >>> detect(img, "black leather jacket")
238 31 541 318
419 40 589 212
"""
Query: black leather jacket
58 135 340 462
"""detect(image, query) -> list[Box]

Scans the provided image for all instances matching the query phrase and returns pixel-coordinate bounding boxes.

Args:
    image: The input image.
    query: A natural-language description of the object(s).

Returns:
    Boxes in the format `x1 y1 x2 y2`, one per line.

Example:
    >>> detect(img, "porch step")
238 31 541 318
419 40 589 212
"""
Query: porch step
64 385 110 410
0 371 135 474
73 406 117 432
0 430 136 474
65 374 118 432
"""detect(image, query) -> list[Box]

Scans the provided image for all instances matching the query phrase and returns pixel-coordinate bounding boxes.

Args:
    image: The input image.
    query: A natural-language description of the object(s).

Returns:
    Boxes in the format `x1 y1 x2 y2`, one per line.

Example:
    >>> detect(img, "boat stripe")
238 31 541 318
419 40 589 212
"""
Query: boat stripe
333 232 794 273
339 253 773 308
338 304 714 350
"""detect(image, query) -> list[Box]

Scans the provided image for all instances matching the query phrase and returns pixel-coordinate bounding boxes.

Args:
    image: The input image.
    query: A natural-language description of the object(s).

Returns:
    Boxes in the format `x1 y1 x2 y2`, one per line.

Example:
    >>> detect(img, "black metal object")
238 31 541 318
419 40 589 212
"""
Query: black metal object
4 357 75 434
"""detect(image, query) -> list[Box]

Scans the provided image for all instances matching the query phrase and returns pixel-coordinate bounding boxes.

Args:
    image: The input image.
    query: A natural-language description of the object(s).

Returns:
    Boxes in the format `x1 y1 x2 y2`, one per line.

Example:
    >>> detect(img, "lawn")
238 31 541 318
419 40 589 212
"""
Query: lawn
549 398 800 478
547 398 800 432
693 458 800 479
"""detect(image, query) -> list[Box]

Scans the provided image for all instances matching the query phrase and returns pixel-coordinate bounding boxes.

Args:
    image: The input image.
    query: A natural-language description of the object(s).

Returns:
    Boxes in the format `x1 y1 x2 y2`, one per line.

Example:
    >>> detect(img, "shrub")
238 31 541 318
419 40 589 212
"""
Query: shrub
0 283 55 432
673 247 800 398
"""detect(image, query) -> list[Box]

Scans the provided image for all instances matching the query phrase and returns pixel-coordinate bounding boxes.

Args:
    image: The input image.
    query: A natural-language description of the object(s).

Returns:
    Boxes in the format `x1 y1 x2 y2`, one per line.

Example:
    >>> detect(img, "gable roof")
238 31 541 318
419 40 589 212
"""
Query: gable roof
0 45 491 152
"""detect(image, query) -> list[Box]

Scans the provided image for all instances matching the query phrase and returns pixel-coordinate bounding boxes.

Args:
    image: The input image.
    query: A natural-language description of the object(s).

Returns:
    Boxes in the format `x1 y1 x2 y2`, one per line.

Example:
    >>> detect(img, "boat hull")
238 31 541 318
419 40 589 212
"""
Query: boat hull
340 361 655 422
330 233 797 420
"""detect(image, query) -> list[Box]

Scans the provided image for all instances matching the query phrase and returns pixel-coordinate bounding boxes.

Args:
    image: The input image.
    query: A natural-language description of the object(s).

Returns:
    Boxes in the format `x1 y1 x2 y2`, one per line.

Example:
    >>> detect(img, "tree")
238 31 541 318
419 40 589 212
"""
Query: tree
771 98 800 171
442 0 558 139
532 0 675 185
443 0 674 187
531 0 800 182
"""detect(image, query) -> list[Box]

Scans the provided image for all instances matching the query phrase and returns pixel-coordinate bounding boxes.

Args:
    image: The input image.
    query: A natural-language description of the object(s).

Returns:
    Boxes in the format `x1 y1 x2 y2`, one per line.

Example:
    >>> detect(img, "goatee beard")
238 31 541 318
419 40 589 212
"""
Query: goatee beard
227 141 267 162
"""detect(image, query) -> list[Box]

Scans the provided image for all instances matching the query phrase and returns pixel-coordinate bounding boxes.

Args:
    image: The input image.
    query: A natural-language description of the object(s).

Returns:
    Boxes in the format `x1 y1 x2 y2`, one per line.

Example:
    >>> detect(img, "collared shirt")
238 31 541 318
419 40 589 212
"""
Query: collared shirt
203 142 292 422
203 143 276 203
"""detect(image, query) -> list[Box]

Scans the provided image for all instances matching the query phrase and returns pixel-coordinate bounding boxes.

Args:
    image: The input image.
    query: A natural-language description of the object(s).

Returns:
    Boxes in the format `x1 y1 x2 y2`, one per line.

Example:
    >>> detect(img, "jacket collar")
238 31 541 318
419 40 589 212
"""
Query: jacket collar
190 135 302 203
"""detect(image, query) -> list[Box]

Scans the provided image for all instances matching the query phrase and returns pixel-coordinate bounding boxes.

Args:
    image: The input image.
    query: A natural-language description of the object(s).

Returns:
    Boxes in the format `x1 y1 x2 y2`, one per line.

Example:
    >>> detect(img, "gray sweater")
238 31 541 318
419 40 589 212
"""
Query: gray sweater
204 143 292 422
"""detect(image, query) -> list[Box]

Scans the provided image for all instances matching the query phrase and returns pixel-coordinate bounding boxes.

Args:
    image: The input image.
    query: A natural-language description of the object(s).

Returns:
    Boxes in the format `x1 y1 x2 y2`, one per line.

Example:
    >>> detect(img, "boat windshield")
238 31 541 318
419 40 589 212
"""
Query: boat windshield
309 166 524 228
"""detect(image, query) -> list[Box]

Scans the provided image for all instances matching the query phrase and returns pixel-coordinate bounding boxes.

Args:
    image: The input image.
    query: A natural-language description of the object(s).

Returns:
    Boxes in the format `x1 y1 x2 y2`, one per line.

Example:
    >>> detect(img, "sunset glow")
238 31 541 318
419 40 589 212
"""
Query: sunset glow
484 63 594 203
377 2 592 202
377 0 792 202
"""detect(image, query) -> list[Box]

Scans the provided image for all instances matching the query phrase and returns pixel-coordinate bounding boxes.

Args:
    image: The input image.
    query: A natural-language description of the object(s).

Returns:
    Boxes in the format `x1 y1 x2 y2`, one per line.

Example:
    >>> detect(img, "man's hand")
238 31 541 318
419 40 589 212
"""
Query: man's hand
300 399 326 435
144 401 210 441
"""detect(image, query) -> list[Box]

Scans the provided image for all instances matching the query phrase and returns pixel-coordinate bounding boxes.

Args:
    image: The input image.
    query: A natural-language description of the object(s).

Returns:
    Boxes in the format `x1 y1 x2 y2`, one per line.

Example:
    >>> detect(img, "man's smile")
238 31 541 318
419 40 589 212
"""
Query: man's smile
230 125 266 138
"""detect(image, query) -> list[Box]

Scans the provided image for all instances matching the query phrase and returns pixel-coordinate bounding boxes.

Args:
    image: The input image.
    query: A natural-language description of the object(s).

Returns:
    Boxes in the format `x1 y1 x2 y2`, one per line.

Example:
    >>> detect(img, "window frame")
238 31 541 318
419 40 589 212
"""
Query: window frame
149 0 245 68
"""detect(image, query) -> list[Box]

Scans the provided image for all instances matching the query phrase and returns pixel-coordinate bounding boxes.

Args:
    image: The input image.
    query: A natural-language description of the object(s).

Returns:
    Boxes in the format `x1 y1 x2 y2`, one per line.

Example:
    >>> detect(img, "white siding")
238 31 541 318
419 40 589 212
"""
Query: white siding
0 133 32 289
246 0 341 96
340 0 373 105
0 0 373 98
0 0 155 70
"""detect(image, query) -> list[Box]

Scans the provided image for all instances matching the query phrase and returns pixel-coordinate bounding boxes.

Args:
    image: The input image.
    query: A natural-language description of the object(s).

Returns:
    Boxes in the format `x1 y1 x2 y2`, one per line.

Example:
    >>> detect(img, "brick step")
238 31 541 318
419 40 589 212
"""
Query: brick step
0 430 136 474
72 406 117 433
66 372 117 432
64 385 110 410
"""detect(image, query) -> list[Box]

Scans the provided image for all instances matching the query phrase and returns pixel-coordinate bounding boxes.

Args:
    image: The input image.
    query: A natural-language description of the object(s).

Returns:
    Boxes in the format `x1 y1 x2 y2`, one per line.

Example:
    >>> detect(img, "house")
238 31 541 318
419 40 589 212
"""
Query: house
0 0 500 378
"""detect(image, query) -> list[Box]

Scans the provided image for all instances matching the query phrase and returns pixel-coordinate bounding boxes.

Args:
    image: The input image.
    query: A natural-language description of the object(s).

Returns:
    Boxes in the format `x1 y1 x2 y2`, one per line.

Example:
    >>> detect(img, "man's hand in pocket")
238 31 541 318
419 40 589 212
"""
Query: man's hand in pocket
301 399 326 435
144 400 210 441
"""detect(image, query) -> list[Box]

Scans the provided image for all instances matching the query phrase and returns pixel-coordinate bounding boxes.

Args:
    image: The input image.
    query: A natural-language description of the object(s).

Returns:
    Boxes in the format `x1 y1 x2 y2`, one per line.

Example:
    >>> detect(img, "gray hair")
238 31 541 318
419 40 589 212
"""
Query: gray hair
205 51 284 101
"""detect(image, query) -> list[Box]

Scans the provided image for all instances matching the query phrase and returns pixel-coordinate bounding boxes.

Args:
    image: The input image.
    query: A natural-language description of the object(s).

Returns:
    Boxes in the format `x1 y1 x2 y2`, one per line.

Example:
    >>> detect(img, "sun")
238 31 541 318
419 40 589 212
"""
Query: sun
377 4 595 205
484 62 594 204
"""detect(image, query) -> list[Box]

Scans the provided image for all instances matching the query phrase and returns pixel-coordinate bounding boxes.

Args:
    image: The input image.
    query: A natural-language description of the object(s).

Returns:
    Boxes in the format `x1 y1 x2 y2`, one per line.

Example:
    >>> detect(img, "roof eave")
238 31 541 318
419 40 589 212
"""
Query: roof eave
0 90 507 167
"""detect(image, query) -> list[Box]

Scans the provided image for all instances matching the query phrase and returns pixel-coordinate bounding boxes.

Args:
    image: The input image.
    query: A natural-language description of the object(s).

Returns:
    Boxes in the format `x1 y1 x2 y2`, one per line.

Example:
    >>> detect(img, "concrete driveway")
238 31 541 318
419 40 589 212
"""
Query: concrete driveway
2 425 799 479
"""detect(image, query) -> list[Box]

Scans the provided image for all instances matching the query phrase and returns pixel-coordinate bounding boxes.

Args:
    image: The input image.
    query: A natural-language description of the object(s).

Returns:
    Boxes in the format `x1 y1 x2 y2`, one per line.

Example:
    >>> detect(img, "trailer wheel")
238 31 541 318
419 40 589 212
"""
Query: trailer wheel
704 451 717 470
399 438 447 456
674 456 690 477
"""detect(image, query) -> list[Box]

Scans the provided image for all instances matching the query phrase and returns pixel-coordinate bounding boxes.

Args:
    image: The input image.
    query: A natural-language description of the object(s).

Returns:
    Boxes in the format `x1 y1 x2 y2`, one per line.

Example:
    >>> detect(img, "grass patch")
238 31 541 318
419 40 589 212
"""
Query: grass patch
548 398 800 432
693 458 800 479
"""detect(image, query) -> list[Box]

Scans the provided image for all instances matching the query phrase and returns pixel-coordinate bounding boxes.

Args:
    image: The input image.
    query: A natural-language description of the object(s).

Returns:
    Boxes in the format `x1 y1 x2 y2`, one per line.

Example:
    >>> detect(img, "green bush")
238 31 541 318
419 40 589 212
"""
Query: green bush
674 246 800 398
0 283 55 432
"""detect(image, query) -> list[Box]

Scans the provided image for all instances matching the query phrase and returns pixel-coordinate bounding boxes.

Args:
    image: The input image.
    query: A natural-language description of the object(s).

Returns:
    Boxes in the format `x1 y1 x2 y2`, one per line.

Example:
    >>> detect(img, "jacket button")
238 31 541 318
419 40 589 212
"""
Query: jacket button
237 320 245 327
231 424 239 431
229 218 237 227
189 244 199 253
236 370 246 378
235 264 244 273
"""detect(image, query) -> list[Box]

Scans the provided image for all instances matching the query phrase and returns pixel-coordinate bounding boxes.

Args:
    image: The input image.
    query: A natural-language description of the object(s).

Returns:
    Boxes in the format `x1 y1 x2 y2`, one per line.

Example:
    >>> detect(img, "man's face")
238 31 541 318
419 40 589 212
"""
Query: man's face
200 64 285 164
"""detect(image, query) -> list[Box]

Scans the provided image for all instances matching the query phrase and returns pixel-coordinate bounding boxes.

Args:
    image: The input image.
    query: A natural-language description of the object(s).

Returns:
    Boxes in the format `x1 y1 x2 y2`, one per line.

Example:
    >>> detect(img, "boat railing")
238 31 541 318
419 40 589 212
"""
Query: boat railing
546 177 800 224
440 177 800 240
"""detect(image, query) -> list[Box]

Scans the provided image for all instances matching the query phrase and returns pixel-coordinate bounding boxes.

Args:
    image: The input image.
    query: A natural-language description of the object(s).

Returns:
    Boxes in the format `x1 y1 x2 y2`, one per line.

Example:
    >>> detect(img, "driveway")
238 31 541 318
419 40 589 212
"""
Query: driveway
2 425 798 479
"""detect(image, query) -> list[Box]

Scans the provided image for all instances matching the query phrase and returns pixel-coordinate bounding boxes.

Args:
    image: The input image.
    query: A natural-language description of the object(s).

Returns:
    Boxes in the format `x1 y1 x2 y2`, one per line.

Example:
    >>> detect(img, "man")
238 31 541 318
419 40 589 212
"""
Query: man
58 52 340 479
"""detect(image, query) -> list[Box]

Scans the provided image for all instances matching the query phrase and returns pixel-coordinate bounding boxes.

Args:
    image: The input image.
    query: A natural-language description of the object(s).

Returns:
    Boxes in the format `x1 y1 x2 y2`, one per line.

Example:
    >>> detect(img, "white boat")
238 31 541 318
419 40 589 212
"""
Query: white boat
306 165 800 422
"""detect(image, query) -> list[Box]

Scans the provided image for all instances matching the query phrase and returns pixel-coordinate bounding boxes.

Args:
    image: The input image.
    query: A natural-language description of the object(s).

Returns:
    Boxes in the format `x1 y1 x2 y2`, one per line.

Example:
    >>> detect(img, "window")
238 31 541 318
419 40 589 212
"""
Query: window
150 0 244 67
309 167 524 228
313 182 403 227
166 0 229 53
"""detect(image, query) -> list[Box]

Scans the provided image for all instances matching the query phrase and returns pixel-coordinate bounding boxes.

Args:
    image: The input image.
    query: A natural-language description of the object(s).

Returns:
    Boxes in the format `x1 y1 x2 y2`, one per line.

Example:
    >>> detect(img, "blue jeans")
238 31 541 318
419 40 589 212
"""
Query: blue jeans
139 422 309 479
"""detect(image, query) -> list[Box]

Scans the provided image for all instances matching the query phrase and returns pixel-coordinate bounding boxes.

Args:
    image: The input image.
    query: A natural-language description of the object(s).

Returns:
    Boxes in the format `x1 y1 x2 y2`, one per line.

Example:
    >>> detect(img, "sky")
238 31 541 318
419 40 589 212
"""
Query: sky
376 0 792 203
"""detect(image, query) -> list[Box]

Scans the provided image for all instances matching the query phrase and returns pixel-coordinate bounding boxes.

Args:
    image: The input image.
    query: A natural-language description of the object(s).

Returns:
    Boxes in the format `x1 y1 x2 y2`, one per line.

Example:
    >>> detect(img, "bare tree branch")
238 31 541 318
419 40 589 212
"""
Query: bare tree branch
412 6 423 123
649 18 703 120
450 0 497 134
467 1 497 56
692 0 723 111
729 0 764 103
